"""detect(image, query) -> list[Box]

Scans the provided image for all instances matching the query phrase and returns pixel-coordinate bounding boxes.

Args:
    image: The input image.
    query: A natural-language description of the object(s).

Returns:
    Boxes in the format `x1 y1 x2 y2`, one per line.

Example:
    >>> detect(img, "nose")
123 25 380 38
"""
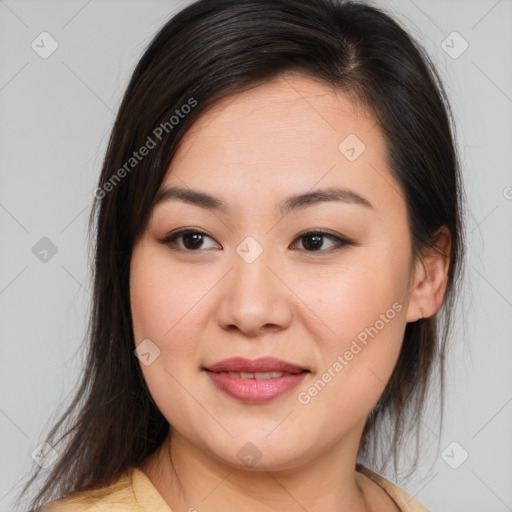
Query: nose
215 242 293 337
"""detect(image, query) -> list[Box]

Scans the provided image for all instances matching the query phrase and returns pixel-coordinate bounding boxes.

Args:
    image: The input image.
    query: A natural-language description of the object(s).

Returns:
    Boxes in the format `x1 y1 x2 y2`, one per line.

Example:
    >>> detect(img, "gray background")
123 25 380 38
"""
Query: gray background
1 1 511 511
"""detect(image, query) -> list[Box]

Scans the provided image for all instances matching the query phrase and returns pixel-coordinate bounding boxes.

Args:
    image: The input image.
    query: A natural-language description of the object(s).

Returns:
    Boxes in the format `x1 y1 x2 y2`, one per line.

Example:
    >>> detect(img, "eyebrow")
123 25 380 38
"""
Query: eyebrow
153 185 374 216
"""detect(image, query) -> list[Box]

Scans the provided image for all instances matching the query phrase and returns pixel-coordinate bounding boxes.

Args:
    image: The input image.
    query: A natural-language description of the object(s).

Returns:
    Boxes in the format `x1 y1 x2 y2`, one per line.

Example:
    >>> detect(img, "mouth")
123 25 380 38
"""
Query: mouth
203 357 310 404
210 370 302 379
204 356 309 374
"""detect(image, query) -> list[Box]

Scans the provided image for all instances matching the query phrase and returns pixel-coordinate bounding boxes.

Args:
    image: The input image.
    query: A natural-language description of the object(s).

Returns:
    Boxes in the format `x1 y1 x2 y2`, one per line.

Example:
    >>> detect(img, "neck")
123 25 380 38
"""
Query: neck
140 427 372 512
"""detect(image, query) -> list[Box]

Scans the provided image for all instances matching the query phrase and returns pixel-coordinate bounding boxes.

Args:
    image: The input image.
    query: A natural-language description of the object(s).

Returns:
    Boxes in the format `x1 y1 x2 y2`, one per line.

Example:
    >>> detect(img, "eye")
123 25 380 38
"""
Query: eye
160 229 219 252
159 228 352 254
290 230 352 253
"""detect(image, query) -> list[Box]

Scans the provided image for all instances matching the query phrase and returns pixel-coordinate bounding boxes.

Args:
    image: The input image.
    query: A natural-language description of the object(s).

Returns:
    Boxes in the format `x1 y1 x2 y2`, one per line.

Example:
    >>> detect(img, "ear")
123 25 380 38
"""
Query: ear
405 226 452 323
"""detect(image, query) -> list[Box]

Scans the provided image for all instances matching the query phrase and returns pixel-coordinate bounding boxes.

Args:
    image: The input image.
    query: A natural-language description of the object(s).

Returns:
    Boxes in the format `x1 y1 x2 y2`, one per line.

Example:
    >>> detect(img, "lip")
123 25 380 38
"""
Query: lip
204 357 309 404
205 357 307 374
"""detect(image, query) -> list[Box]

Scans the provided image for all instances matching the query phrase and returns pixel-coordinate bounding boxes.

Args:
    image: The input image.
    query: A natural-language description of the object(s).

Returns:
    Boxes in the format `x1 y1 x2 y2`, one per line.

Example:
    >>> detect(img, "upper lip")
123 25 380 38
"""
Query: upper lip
204 357 308 373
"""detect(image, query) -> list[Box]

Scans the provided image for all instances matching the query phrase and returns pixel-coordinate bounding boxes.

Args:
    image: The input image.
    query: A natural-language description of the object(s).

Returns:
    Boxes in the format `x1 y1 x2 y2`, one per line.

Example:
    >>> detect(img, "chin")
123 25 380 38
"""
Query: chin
204 436 312 473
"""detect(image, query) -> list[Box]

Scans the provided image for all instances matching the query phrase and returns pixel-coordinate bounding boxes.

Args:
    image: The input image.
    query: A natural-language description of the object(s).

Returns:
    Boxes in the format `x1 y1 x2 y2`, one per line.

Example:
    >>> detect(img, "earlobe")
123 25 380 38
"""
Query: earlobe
405 226 452 323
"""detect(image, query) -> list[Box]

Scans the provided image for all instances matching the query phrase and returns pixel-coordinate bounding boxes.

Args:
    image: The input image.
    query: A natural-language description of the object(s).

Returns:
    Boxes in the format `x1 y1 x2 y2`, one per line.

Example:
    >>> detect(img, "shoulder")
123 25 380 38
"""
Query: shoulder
39 467 143 512
356 464 431 512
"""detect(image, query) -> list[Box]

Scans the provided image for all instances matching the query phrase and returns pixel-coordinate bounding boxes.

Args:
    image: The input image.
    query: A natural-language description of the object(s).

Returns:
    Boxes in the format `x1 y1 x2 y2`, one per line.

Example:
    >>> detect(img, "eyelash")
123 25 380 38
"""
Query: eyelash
159 228 353 254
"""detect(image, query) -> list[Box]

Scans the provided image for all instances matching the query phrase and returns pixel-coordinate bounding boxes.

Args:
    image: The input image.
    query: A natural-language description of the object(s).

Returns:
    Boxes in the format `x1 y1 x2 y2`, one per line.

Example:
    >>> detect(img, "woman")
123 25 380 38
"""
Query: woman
20 0 465 510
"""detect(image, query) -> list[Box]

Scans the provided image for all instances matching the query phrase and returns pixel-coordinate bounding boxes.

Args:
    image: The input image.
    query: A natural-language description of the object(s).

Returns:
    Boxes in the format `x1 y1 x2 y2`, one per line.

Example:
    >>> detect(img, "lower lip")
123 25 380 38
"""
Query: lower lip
206 371 308 404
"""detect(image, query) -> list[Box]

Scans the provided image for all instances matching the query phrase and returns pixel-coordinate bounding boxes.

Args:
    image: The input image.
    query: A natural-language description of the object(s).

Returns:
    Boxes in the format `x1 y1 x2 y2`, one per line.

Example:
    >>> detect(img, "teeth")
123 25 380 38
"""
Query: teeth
226 371 285 379
255 371 284 380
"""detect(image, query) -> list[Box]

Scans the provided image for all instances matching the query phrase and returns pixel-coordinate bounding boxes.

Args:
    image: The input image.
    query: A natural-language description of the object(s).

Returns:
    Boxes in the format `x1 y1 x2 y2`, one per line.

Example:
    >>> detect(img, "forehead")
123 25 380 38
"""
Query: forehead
158 74 405 219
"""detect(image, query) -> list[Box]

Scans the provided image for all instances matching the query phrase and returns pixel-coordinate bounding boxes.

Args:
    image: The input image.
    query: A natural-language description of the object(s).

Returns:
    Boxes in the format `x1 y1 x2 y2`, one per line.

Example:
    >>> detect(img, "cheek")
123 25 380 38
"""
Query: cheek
130 242 211 348
130 249 209 432
292 277 407 439
129 246 208 392
294 247 409 346
290 242 410 408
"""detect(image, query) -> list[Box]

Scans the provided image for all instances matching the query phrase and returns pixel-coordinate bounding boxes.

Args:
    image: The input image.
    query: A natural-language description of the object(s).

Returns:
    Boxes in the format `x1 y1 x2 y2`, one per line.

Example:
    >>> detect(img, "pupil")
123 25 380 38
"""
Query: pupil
184 233 203 250
304 234 322 251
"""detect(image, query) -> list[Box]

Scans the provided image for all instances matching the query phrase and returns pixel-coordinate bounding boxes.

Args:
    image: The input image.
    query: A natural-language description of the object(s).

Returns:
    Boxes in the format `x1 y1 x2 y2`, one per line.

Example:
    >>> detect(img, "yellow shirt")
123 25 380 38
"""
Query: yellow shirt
41 465 430 511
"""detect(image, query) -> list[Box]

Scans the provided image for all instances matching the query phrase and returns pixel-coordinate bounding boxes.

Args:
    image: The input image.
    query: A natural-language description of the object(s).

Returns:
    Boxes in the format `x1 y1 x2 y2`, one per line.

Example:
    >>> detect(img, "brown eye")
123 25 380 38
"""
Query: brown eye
161 229 219 252
181 232 206 250
301 233 325 251
291 230 352 253
160 228 352 254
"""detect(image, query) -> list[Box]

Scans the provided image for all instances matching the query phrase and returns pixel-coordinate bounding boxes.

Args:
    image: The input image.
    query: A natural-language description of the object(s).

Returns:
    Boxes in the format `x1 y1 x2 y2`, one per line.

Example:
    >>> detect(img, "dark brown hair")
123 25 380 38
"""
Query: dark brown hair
19 0 465 509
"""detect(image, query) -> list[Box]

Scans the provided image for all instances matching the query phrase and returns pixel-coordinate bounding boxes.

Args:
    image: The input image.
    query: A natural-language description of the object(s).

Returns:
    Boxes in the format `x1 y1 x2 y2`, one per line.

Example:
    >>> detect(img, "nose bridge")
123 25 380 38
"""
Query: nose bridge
231 234 275 299
216 234 292 334
235 235 266 266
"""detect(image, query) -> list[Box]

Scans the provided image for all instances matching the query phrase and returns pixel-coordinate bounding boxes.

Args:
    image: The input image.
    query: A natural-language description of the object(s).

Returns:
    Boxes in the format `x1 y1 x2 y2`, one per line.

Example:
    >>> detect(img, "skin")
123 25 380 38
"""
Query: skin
130 73 451 512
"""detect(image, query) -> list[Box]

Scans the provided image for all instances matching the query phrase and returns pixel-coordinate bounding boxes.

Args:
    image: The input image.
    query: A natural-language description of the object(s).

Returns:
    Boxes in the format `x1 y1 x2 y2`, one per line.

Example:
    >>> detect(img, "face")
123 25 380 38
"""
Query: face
130 74 417 471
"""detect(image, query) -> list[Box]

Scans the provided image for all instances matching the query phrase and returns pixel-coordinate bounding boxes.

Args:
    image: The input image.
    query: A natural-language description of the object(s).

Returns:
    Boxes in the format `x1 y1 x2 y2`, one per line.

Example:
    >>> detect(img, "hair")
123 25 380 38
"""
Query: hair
19 0 465 509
